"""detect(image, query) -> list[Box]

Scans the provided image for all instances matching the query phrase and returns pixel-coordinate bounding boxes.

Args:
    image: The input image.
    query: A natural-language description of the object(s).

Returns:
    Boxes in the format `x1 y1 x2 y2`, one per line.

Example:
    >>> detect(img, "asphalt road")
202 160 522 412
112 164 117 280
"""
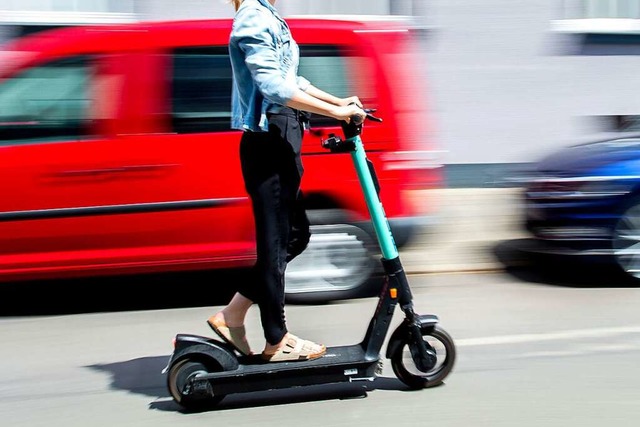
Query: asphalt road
2 263 640 427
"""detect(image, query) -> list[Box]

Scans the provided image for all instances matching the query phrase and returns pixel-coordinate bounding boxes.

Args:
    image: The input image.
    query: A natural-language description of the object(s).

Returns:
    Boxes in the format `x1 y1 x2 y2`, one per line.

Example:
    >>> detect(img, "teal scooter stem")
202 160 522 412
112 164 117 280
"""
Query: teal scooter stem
322 111 416 313
321 110 397 259
350 134 399 260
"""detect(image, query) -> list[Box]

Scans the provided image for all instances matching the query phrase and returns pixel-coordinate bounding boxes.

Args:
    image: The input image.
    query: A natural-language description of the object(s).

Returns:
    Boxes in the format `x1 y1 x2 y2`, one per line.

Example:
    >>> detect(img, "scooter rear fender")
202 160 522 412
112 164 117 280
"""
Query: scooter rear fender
164 334 239 373
385 314 439 359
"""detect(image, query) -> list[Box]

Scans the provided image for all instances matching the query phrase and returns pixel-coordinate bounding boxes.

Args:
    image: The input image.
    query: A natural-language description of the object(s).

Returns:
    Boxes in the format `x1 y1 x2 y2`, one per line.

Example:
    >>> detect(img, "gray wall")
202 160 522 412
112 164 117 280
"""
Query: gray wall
132 0 393 19
133 0 231 19
276 1 389 16
425 0 640 164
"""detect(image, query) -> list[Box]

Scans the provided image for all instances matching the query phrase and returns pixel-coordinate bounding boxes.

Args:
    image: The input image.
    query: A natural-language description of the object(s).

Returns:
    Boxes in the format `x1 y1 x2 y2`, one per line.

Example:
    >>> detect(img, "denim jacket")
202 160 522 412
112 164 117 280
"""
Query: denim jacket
229 0 310 132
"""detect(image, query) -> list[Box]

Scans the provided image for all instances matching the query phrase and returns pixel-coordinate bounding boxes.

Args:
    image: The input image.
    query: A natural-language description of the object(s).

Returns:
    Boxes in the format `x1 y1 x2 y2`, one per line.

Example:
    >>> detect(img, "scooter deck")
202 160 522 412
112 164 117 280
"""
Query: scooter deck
197 343 381 396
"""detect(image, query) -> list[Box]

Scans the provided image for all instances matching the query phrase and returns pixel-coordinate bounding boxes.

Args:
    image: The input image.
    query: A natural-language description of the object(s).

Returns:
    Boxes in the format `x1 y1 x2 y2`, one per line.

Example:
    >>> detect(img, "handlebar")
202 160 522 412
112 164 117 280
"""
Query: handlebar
341 107 382 140
321 107 383 153
352 108 383 126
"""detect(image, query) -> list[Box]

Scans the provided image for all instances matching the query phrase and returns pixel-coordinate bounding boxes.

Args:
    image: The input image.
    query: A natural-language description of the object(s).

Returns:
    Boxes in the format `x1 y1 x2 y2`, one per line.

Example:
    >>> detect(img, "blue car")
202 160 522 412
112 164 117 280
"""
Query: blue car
522 132 640 280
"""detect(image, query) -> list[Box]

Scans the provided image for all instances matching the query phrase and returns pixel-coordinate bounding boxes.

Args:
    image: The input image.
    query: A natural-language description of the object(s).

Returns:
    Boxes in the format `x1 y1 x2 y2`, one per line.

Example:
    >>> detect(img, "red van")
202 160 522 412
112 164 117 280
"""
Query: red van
0 17 441 302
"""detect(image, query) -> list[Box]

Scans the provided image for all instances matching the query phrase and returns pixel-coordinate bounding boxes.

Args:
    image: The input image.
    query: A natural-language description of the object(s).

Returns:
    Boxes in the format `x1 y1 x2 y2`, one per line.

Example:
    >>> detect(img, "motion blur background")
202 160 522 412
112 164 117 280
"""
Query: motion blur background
5 0 640 185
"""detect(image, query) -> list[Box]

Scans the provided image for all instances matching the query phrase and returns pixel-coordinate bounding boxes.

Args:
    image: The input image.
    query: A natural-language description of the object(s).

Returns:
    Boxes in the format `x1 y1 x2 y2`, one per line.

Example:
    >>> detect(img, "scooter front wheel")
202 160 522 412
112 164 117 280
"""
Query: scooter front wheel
390 324 456 390
167 358 225 410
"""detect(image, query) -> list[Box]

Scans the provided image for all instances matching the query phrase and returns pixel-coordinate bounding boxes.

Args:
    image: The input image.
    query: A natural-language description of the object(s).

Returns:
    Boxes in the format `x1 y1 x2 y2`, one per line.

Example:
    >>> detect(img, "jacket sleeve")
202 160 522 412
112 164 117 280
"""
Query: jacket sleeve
231 6 298 105
297 75 311 91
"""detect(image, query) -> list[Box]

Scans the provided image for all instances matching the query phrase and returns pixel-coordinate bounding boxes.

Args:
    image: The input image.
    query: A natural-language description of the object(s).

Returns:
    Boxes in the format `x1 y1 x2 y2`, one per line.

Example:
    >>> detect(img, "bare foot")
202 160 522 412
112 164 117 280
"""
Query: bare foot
212 311 243 328
207 313 252 356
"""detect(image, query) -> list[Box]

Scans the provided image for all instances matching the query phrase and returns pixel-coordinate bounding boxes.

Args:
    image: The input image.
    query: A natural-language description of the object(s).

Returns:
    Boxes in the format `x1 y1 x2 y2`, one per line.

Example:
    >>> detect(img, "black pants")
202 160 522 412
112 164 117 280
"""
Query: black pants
236 108 311 345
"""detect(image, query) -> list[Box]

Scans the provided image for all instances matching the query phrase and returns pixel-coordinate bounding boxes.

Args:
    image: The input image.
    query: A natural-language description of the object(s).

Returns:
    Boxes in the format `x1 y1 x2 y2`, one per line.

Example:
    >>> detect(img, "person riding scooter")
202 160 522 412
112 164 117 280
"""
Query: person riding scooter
207 0 366 362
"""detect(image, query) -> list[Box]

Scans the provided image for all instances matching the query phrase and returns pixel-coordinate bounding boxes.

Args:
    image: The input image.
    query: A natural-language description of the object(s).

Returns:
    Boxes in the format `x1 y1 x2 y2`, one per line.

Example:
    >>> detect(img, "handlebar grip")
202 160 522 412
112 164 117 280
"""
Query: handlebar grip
351 114 365 126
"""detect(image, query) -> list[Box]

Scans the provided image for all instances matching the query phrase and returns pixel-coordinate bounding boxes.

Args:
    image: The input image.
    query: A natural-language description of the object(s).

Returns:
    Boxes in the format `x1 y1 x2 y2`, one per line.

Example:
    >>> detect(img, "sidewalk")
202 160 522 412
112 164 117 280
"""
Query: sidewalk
400 188 528 274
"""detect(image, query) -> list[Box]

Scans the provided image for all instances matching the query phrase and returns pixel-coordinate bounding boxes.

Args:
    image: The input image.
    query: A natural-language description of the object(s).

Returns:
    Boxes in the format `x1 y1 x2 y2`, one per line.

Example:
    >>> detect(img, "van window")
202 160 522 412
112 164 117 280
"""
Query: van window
298 45 354 128
300 46 350 95
171 47 233 134
0 56 94 144
168 45 355 133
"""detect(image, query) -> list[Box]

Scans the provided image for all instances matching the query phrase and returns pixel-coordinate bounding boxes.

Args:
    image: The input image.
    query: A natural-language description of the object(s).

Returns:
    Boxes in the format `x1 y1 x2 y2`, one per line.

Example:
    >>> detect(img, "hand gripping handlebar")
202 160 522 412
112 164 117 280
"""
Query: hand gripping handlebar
321 108 383 153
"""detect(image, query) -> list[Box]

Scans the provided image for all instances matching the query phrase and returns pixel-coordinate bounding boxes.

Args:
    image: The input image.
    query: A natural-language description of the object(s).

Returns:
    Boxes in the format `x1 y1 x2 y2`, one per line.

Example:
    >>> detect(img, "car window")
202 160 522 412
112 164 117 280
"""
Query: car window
168 45 357 133
170 47 233 134
0 56 94 145
298 45 354 127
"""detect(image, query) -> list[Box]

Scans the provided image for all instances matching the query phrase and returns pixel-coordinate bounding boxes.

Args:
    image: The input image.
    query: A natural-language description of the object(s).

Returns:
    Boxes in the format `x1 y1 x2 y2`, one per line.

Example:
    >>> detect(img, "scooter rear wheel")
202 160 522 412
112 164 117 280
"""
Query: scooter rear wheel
167 358 225 410
390 324 456 390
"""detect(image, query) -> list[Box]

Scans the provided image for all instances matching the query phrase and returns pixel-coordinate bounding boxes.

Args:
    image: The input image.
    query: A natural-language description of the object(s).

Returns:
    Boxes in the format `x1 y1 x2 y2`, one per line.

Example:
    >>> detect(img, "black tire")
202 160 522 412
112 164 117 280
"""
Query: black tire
167 358 225 410
390 324 456 390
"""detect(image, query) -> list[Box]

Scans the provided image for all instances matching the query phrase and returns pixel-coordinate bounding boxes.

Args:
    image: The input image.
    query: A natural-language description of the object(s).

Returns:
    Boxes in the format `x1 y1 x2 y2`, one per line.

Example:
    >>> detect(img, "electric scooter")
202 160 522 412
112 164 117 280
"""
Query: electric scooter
163 111 456 410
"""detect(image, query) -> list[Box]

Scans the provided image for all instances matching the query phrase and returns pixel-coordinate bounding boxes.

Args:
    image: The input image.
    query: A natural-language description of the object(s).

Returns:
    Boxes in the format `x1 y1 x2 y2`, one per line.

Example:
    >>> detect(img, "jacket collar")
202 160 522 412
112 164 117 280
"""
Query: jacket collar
254 0 289 31
256 0 279 16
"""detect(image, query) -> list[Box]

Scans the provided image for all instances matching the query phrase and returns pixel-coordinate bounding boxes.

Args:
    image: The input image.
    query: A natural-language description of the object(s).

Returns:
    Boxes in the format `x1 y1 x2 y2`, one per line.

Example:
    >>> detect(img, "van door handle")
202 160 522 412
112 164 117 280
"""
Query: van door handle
51 163 180 178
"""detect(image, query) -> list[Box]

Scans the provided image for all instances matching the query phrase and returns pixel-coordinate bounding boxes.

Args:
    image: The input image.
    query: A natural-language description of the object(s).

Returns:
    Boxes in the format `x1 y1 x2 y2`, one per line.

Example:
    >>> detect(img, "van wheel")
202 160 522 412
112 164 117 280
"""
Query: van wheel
285 210 381 303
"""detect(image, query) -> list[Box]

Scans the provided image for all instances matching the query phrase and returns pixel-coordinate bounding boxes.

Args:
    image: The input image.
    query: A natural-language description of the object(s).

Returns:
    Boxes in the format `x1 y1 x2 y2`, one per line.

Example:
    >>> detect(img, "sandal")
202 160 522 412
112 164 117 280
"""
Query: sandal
262 334 326 362
207 316 252 356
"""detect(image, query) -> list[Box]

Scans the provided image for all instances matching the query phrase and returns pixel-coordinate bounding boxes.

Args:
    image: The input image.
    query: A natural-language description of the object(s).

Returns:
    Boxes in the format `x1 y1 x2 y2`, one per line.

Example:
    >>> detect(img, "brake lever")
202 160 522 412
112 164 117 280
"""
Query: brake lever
351 108 383 125
346 102 383 131
362 108 382 122
366 113 383 123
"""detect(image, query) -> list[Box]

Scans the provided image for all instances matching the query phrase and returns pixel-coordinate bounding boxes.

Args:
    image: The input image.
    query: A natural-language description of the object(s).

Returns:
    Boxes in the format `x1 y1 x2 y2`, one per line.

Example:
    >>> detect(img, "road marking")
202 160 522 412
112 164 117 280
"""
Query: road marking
514 343 640 359
456 325 640 347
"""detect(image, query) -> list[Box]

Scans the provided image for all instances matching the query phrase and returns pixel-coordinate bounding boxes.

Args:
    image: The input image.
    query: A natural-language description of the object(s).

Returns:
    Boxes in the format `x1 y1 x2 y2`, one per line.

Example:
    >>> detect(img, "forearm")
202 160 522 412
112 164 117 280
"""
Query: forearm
302 84 342 106
286 89 340 120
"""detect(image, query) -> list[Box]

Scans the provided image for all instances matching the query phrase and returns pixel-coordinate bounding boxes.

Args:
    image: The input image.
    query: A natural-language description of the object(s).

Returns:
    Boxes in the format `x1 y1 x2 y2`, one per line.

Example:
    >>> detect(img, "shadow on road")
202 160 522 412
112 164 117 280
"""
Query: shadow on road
89 355 414 413
494 238 640 288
